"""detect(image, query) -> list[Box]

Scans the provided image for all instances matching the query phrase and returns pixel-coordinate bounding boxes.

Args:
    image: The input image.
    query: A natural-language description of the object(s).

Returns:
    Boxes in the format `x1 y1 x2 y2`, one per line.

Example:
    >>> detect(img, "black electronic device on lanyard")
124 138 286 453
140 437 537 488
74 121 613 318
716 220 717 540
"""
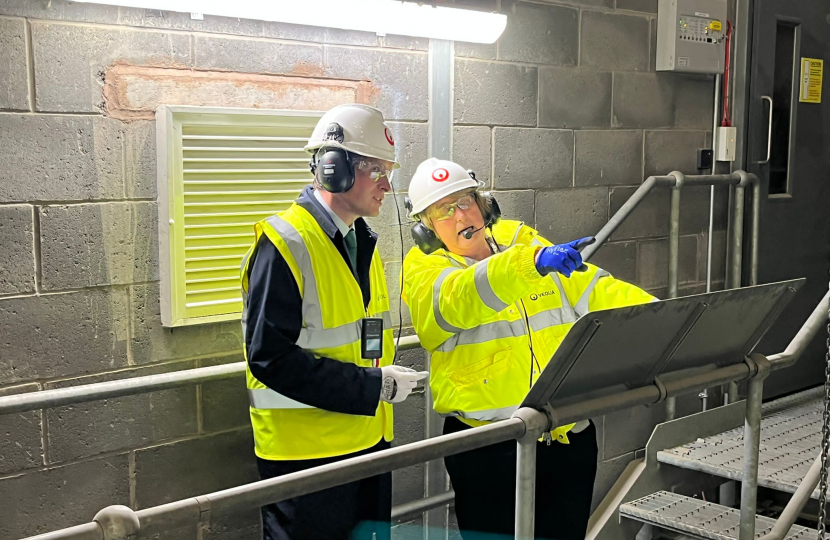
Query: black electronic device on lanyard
361 317 384 360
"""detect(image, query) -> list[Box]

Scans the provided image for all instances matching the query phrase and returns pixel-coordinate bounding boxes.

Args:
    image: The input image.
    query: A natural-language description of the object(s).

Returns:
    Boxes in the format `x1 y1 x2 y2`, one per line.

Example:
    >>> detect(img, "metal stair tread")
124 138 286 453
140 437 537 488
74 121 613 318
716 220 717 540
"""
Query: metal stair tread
620 491 816 540
657 387 826 498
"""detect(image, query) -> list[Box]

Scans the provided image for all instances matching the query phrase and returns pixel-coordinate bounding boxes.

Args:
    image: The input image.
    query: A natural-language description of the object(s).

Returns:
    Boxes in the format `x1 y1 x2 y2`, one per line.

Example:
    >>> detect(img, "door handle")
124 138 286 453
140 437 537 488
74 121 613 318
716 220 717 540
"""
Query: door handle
755 95 773 164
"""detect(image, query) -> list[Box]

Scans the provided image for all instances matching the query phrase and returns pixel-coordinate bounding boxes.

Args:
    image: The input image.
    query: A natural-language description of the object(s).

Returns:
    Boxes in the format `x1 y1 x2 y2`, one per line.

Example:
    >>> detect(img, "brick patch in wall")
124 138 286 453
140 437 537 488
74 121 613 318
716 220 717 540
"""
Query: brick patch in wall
103 64 378 121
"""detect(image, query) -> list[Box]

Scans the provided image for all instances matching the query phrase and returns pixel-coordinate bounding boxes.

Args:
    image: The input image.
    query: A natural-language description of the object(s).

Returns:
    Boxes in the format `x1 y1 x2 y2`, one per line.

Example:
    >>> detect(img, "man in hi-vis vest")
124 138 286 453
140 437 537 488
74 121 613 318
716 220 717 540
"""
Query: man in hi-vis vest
241 104 428 540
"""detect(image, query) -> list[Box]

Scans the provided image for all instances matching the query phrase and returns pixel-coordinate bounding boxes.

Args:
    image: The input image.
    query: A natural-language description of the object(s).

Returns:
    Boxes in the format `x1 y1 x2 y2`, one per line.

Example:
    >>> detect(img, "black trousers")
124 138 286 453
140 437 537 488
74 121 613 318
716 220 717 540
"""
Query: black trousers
258 440 392 540
444 417 598 540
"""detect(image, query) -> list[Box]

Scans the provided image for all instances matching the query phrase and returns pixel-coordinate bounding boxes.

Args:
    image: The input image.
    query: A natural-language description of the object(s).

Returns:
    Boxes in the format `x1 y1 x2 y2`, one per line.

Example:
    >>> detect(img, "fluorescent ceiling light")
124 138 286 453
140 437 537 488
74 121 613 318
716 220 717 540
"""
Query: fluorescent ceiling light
70 0 507 44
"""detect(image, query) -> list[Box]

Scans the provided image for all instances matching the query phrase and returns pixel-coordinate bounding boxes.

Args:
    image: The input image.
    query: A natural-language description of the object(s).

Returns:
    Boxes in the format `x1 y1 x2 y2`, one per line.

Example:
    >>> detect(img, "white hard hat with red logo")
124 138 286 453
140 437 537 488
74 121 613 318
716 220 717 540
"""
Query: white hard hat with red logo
407 157 483 218
304 104 400 168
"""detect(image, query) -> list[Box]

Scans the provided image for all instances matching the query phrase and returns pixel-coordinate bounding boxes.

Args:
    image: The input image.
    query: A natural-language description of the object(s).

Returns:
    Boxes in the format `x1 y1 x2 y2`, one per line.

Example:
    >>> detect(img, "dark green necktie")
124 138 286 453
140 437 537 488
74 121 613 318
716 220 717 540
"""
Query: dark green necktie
344 229 357 274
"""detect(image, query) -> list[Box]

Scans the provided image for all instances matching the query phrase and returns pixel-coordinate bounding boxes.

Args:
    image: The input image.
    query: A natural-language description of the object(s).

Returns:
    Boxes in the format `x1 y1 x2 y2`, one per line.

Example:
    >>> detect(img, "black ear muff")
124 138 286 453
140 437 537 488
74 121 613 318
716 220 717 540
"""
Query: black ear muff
314 148 354 193
313 122 354 193
479 192 502 227
411 222 445 255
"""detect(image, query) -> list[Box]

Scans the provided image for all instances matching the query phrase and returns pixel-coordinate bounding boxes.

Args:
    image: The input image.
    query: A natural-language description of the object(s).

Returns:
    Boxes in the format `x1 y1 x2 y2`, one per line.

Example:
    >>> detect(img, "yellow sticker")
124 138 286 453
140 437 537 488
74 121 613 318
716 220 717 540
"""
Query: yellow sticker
709 20 722 31
799 58 823 104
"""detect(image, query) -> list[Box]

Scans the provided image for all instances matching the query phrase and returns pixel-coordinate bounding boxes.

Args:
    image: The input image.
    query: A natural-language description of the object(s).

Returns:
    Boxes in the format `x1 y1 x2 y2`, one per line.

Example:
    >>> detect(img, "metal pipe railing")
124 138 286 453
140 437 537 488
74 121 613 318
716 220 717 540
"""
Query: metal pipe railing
391 490 455 522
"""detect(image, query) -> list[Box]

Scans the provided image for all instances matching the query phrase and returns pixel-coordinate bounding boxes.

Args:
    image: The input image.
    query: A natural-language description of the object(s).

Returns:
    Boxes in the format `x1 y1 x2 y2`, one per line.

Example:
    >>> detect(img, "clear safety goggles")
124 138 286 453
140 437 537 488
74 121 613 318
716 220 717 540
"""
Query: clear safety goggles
355 157 393 182
429 192 477 222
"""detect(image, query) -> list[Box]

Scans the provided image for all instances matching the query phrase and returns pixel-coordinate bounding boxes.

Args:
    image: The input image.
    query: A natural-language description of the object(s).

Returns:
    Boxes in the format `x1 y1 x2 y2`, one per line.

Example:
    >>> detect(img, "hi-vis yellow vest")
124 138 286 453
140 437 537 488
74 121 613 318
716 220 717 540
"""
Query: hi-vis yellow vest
241 204 394 461
402 220 655 442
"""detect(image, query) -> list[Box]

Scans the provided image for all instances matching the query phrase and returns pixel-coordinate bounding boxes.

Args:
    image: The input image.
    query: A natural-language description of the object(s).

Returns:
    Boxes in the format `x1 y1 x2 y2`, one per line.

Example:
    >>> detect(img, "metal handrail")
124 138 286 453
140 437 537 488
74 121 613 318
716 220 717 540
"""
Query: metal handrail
0 172 759 417
21 290 830 540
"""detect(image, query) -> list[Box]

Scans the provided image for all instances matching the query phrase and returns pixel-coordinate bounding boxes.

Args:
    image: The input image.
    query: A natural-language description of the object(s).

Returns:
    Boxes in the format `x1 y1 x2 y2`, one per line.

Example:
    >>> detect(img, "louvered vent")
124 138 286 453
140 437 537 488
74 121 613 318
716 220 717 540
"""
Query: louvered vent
158 107 324 326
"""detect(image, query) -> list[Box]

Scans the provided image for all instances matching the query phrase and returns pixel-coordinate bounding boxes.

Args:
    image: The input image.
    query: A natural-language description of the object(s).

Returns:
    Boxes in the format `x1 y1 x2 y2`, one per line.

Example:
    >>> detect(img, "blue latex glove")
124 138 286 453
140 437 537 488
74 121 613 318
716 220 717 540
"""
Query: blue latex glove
535 237 596 278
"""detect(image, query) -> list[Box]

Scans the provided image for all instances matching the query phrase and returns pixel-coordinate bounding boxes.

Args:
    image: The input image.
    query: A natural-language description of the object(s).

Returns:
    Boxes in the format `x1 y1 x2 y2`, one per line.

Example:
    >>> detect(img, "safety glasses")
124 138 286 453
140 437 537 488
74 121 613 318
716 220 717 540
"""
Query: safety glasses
429 193 477 222
355 158 393 182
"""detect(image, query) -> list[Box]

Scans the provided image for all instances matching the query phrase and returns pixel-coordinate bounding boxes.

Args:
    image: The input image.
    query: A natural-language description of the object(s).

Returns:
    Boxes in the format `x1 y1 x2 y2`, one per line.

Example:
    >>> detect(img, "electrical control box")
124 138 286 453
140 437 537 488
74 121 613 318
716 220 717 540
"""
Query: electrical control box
657 0 727 74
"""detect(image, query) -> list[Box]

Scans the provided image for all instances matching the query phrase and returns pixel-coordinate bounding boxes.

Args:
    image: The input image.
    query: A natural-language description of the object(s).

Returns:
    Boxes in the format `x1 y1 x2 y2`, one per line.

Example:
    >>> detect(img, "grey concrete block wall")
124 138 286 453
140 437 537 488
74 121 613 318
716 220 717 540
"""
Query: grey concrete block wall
0 204 35 294
0 16 29 111
494 128 573 190
39 202 159 289
0 0 734 536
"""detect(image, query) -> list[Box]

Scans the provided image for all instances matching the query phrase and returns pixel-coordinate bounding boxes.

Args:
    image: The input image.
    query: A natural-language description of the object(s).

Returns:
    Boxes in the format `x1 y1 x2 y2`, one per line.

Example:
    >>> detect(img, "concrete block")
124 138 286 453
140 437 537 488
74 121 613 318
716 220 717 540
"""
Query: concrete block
125 120 156 199
32 23 191 113
613 72 677 128
0 17 28 110
0 204 34 294
385 261 412 328
575 130 643 187
581 11 650 71
0 289 129 383
558 0 613 6
0 382 42 474
455 41 496 60
455 60 537 126
194 35 323 76
365 193 415 262
608 185 670 239
589 241 637 283
134 429 258 508
636 235 698 289
130 283 243 365
679 185 729 234
494 128 573 190
200 354 249 433
387 122 428 192
536 188 608 243
325 27 379 47
203 510 261 540
591 451 636 512
44 361 198 463
492 190 536 229
698 230 727 285
617 0 658 13
0 455 129 539
675 74 716 129
644 130 707 177
263 21 325 42
499 1 578 65
383 35 429 52
119 8 263 36
0 0 118 23
39 202 159 290
0 115 129 202
539 68 612 129
453 126 491 186
325 46 429 121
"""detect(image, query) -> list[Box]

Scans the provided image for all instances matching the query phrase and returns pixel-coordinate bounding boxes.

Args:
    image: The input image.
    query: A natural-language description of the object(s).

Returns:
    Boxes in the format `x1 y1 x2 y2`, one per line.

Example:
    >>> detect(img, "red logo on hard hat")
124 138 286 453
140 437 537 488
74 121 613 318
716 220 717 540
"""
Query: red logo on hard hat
384 127 394 146
432 168 450 182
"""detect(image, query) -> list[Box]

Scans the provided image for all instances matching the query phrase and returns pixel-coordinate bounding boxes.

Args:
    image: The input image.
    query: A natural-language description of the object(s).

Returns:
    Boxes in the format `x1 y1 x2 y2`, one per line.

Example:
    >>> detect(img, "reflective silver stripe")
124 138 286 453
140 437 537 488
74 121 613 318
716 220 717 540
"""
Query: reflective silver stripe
527 308 567 332
573 269 611 317
474 259 509 312
297 311 393 349
436 319 528 353
442 405 519 422
549 272 578 323
248 388 315 410
267 215 324 330
240 246 255 342
433 268 464 334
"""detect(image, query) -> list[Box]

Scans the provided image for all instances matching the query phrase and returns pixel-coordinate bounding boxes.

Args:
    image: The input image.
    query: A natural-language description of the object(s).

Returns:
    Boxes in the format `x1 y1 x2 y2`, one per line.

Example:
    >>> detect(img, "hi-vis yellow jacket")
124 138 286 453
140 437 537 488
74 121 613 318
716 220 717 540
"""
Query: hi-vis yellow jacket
241 201 395 461
402 220 655 442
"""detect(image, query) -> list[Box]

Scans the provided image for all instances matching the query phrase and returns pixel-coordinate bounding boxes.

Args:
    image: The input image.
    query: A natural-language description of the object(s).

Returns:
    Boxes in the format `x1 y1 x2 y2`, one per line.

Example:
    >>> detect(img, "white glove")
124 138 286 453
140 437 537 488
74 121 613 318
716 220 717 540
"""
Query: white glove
380 365 429 404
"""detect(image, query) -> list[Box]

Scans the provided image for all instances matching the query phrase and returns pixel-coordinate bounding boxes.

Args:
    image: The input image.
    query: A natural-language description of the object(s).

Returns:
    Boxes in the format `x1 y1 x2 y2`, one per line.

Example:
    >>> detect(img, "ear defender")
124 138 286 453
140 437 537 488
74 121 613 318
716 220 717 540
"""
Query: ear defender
311 123 355 193
405 197 445 255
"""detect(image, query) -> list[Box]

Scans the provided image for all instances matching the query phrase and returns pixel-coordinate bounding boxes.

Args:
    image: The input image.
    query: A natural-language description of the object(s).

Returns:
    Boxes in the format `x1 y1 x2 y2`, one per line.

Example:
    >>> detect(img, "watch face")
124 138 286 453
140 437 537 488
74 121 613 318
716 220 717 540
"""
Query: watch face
382 376 397 400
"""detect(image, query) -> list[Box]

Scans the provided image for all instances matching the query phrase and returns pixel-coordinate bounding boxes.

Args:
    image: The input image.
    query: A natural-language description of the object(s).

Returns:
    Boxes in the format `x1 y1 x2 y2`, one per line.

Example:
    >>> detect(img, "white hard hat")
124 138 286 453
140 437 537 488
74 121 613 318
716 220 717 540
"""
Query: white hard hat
305 104 400 168
408 158 483 218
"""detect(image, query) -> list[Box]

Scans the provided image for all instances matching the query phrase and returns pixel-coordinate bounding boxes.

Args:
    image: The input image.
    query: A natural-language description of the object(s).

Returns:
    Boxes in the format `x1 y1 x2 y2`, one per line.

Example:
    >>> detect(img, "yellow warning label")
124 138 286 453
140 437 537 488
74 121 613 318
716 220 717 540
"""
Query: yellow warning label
799 58 823 104
709 20 722 31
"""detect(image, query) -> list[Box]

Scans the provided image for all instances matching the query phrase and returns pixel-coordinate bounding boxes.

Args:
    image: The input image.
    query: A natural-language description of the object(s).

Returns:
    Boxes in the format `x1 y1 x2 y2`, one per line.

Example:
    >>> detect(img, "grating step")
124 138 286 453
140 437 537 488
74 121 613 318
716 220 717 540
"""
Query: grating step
620 491 816 540
657 387 826 497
